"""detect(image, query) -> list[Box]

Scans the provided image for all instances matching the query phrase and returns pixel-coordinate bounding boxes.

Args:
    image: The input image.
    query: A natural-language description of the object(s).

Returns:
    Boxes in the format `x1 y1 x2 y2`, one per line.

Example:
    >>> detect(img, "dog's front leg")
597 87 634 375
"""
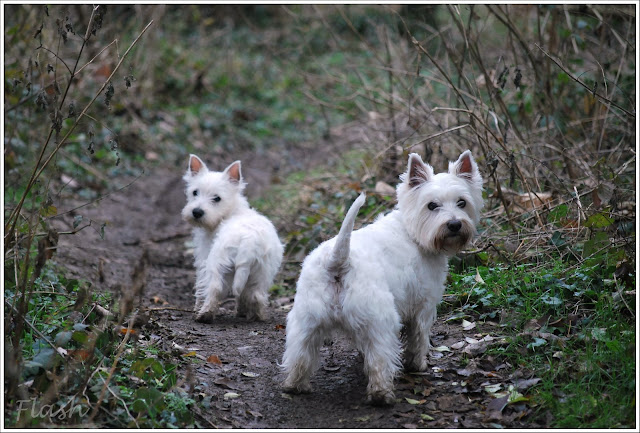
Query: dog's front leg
403 305 436 372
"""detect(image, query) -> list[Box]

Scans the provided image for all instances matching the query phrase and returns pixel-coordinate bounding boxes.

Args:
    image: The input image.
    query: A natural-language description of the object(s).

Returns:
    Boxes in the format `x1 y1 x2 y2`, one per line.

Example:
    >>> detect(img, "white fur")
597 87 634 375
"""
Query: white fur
182 155 283 322
281 151 483 405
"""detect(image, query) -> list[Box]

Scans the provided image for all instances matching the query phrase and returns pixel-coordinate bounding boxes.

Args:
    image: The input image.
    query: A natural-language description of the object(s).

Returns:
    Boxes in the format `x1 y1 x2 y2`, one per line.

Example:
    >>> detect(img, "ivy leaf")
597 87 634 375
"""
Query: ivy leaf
584 212 614 228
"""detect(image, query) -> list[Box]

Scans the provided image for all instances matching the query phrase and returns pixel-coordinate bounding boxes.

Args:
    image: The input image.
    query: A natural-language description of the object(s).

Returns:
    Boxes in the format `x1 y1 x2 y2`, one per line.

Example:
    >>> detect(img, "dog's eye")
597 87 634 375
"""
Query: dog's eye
212 195 221 203
427 202 439 211
192 189 198 196
457 199 466 208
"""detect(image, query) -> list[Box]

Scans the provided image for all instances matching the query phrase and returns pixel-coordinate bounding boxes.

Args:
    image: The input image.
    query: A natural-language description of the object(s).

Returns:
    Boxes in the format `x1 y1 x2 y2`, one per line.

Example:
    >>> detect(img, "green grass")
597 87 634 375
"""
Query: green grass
445 260 636 428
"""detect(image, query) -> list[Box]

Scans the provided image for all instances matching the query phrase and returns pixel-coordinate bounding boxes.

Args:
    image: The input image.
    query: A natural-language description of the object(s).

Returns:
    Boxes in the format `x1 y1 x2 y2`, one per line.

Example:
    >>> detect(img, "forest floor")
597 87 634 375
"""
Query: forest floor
49 138 549 429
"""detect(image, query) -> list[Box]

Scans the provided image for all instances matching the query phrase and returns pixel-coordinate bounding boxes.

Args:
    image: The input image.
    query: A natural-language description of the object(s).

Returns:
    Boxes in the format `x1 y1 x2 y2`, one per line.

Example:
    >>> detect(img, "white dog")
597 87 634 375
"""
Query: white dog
182 155 283 323
281 151 483 405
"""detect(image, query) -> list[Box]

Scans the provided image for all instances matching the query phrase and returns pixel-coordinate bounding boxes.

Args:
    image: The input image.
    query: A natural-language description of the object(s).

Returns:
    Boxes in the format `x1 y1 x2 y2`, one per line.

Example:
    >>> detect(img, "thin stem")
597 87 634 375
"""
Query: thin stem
5 20 154 244
535 43 635 118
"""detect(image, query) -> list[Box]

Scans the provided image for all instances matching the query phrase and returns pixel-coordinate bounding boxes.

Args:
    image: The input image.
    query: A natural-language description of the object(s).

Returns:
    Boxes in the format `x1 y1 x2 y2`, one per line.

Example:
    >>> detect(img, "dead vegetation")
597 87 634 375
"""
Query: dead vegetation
3 4 636 429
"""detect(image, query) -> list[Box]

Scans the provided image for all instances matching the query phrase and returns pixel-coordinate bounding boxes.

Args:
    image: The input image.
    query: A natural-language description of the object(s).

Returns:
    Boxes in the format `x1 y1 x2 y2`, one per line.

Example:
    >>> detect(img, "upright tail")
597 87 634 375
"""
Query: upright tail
326 193 366 276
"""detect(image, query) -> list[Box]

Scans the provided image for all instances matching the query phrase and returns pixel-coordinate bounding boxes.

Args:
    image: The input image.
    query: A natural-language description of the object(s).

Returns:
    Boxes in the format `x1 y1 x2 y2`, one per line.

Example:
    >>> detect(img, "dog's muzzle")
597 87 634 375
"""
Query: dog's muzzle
192 208 204 219
433 219 473 252
446 219 462 233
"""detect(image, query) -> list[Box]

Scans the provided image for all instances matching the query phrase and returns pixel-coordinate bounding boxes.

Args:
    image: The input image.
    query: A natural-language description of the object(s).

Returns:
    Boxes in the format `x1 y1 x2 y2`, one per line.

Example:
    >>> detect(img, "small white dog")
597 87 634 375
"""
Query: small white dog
182 155 283 323
281 151 483 405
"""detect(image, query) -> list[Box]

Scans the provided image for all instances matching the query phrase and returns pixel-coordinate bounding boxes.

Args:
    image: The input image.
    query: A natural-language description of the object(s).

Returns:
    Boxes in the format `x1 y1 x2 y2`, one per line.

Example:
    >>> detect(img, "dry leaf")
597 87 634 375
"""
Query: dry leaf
405 397 426 405
464 341 488 357
486 395 509 413
214 378 237 389
513 377 541 390
223 392 240 400
432 345 451 352
462 319 476 331
207 354 222 365
150 295 168 305
451 341 466 350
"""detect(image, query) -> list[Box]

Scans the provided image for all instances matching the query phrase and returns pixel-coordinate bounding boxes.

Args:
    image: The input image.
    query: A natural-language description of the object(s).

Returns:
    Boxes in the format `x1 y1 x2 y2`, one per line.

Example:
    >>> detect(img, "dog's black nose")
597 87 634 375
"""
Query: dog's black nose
447 220 462 233
192 208 204 219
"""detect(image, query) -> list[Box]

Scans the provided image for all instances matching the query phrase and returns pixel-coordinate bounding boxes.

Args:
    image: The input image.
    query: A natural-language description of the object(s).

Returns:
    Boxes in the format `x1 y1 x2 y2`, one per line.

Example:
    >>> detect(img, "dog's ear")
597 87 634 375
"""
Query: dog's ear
449 150 482 187
224 161 242 184
187 154 207 176
406 153 433 188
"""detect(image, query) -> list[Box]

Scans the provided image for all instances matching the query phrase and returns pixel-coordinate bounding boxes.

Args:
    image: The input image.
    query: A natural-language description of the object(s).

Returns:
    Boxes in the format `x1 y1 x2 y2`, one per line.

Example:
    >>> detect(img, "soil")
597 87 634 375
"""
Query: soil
49 130 549 429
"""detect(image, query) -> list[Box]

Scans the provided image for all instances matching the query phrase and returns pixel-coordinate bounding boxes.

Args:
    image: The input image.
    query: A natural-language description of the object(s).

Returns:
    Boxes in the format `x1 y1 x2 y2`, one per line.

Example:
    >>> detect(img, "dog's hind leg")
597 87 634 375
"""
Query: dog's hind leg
194 260 227 323
235 263 270 321
281 308 326 394
344 287 402 406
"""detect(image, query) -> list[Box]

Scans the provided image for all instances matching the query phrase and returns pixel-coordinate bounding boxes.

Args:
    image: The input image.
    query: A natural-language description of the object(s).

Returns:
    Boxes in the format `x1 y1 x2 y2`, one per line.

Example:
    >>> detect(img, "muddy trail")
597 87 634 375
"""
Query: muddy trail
50 147 548 429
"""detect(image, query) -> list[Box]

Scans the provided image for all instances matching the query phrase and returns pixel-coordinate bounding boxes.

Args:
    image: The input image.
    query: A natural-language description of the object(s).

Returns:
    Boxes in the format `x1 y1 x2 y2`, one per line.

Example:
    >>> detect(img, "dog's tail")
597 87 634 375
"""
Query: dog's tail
327 192 366 277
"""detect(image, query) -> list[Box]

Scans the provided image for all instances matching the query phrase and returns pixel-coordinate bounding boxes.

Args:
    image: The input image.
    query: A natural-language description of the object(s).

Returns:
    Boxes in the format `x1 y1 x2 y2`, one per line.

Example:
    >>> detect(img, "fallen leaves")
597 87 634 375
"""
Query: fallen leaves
223 392 241 400
461 319 476 331
404 397 426 405
207 354 222 365
432 345 452 353
214 377 238 390
150 295 168 305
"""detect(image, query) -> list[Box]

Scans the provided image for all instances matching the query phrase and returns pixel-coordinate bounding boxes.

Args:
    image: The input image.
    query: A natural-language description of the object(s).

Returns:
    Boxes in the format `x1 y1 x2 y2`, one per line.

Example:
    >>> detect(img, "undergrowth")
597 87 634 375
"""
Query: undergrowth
4 3 636 429
4 263 199 428
445 260 635 428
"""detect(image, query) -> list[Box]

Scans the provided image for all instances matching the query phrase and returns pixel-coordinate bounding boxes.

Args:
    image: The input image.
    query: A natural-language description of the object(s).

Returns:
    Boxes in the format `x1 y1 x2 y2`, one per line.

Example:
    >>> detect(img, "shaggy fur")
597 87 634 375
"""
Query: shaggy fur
281 151 483 405
182 155 283 322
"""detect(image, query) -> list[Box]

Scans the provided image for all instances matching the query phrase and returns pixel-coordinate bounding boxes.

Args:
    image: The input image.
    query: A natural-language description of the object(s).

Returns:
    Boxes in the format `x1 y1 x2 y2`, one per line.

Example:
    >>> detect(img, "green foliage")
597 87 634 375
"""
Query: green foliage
4 264 197 428
445 257 635 428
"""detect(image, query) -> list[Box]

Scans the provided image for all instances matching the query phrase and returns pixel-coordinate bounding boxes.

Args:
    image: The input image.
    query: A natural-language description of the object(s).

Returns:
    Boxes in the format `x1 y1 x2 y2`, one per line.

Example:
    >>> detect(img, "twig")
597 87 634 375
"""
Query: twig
4 298 67 364
92 303 115 320
88 311 137 422
613 274 635 319
5 19 154 243
46 170 145 221
411 37 470 111
75 39 118 76
146 306 193 313
57 148 110 183
103 376 140 428
34 20 154 183
534 43 635 118
150 231 191 243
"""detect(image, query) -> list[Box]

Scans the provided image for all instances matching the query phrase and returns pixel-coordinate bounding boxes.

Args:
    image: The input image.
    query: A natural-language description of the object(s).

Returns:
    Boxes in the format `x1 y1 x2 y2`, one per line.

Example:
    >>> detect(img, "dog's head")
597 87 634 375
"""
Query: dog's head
397 151 484 255
181 154 247 232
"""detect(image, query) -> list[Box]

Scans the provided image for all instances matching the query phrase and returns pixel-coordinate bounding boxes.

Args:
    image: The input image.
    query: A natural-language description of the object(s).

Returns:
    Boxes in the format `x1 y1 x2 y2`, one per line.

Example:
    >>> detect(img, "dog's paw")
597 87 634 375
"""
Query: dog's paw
282 381 312 394
366 390 396 406
195 311 215 324
241 309 267 322
403 354 428 372
404 361 428 373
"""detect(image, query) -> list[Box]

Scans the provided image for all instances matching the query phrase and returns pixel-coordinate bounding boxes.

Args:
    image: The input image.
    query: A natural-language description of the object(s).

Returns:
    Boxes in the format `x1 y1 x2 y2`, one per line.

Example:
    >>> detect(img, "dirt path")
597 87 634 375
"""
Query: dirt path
50 151 546 428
